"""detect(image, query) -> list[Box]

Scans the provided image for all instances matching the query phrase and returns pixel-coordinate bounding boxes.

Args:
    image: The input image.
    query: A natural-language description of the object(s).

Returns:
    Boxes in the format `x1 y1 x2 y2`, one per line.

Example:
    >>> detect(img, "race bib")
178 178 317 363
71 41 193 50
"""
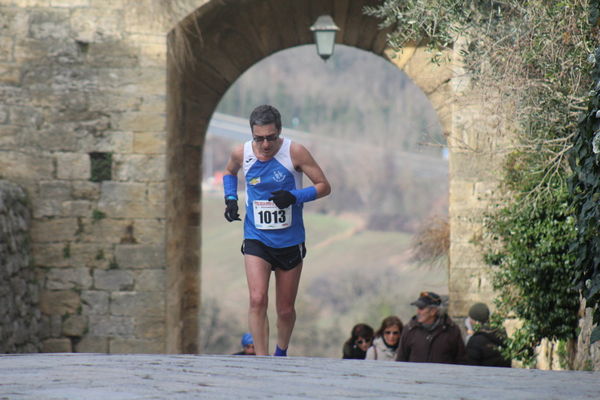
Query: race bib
253 200 292 230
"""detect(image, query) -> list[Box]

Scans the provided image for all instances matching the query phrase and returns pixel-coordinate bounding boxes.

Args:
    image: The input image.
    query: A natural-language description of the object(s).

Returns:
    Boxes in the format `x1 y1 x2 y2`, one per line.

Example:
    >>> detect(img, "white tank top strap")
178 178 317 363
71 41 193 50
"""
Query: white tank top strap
275 138 302 188
242 140 257 176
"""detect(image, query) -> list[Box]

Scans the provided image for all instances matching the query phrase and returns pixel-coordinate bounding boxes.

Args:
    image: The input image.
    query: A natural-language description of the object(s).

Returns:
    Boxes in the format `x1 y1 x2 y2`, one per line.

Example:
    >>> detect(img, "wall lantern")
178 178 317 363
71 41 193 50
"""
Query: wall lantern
310 15 340 61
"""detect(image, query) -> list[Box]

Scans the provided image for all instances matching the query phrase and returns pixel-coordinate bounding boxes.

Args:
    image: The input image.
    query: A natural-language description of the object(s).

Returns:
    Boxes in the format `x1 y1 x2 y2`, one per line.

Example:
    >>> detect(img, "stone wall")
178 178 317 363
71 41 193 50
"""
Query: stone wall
0 180 40 353
0 0 506 355
0 0 172 353
573 303 600 370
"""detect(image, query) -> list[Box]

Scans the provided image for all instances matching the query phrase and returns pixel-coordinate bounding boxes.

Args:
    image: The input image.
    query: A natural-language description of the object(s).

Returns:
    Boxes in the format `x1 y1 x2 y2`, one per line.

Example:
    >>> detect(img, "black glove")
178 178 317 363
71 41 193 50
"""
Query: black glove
268 190 296 209
224 199 241 222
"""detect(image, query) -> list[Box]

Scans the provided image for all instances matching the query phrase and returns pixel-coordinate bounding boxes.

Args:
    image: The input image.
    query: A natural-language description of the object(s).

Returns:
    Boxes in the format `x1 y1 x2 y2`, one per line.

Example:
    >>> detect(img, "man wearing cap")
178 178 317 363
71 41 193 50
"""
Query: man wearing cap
233 332 256 356
395 291 466 364
465 303 511 367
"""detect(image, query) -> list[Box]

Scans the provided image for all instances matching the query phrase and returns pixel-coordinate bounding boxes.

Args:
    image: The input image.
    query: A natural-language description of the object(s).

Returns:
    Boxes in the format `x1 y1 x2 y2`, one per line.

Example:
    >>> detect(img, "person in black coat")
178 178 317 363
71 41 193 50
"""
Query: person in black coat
465 303 511 367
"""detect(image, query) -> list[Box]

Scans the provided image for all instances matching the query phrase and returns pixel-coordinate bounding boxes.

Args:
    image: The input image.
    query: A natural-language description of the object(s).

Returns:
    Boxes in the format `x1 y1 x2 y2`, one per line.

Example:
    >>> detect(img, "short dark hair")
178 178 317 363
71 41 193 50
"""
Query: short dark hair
249 104 282 132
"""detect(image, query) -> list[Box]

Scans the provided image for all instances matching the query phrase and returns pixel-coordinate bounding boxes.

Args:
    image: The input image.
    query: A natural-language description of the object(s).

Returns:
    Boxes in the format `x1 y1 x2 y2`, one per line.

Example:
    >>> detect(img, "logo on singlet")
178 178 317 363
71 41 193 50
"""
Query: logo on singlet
273 169 286 183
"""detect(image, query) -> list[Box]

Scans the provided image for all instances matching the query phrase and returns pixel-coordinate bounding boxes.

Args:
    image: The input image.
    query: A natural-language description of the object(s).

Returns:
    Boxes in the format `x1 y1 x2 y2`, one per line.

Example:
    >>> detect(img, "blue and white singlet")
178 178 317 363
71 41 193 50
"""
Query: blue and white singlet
242 137 305 248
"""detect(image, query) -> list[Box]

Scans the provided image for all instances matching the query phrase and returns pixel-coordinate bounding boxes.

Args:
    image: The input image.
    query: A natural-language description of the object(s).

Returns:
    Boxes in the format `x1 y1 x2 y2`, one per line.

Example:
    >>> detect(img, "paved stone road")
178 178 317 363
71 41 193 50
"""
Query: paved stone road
0 354 599 399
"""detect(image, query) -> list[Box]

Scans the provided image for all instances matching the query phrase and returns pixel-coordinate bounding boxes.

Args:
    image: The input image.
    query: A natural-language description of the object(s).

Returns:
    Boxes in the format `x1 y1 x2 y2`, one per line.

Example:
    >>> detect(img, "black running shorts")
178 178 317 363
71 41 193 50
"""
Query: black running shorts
241 239 306 271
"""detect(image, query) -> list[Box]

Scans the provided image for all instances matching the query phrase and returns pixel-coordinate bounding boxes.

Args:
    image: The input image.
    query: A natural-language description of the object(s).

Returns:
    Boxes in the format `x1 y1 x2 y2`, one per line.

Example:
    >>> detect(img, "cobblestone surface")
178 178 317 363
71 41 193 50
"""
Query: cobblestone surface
1 354 599 399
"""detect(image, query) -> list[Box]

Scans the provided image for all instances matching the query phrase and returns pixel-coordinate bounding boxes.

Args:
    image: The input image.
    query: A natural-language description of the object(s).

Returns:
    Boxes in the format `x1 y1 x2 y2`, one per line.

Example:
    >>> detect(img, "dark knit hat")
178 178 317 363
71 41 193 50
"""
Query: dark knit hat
468 303 490 323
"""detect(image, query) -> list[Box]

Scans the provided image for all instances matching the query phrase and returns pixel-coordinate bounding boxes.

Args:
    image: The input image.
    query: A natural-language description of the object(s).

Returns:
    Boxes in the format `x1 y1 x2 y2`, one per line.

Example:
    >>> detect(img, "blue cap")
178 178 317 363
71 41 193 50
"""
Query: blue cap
241 332 254 347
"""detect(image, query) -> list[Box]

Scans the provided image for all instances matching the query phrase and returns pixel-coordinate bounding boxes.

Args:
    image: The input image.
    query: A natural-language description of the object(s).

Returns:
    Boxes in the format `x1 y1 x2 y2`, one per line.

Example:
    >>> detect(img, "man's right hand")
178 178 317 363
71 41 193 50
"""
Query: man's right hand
224 199 241 222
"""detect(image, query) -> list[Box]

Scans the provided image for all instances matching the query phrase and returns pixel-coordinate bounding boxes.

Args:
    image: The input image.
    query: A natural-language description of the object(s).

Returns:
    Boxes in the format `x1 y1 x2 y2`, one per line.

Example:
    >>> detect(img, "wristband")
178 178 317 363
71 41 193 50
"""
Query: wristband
290 186 317 204
223 174 238 200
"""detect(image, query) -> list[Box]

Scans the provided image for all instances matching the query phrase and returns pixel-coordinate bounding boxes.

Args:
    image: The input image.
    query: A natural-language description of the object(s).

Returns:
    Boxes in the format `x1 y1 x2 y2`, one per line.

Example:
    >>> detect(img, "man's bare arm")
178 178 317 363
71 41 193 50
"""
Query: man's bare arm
224 145 243 177
291 142 331 198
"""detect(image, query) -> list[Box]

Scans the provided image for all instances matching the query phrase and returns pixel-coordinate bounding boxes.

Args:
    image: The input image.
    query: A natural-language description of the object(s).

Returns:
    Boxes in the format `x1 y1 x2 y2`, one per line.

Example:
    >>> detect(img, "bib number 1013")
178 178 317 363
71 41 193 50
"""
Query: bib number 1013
257 209 286 224
253 200 292 230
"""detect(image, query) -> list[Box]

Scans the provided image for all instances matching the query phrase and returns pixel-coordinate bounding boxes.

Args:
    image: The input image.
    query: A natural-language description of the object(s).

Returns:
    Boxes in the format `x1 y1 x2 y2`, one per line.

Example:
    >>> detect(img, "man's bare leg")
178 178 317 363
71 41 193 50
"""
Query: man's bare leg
274 263 303 353
244 254 271 355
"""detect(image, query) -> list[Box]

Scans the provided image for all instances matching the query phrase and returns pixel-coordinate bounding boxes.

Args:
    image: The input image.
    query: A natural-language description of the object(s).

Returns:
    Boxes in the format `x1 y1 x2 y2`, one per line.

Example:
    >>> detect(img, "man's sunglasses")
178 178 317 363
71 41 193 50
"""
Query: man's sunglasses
252 134 279 143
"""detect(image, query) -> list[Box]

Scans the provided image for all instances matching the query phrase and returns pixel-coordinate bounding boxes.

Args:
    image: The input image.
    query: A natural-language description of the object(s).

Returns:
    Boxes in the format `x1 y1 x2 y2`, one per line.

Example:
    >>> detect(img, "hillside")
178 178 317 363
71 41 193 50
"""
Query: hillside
217 44 446 155
207 44 449 233
200 194 447 358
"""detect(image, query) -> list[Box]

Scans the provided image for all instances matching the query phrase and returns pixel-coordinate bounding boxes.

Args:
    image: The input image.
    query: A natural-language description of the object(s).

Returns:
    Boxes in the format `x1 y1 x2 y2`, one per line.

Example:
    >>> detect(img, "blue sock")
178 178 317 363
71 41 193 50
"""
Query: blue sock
274 345 287 357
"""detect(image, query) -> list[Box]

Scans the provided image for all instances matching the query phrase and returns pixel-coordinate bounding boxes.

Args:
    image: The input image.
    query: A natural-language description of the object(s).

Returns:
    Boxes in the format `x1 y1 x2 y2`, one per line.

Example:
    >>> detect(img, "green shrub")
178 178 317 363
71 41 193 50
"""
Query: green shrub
568 44 600 344
485 186 581 364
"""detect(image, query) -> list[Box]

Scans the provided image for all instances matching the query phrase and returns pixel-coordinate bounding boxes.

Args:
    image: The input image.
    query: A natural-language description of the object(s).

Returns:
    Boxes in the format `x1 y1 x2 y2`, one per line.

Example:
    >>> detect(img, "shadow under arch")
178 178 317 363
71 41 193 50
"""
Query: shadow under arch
166 0 454 354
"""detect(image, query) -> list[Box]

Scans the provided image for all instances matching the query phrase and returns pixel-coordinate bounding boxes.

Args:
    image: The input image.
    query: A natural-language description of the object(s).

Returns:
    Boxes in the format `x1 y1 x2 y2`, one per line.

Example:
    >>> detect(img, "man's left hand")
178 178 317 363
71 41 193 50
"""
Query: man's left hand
268 190 296 209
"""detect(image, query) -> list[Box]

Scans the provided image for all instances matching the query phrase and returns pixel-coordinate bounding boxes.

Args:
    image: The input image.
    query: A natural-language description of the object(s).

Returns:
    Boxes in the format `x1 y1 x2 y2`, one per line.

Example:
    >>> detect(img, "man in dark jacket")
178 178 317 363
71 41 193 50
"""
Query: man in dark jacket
465 303 511 367
395 291 466 364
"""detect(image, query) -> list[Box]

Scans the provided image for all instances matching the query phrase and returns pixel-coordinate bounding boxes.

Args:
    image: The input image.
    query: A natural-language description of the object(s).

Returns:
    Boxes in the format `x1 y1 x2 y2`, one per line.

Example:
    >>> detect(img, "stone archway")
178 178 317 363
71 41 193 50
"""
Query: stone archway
166 0 471 353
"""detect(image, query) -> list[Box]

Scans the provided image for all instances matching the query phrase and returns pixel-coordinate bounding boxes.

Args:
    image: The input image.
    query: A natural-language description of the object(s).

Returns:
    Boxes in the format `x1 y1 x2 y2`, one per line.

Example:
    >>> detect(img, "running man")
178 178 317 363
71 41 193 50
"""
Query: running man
222 105 331 356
